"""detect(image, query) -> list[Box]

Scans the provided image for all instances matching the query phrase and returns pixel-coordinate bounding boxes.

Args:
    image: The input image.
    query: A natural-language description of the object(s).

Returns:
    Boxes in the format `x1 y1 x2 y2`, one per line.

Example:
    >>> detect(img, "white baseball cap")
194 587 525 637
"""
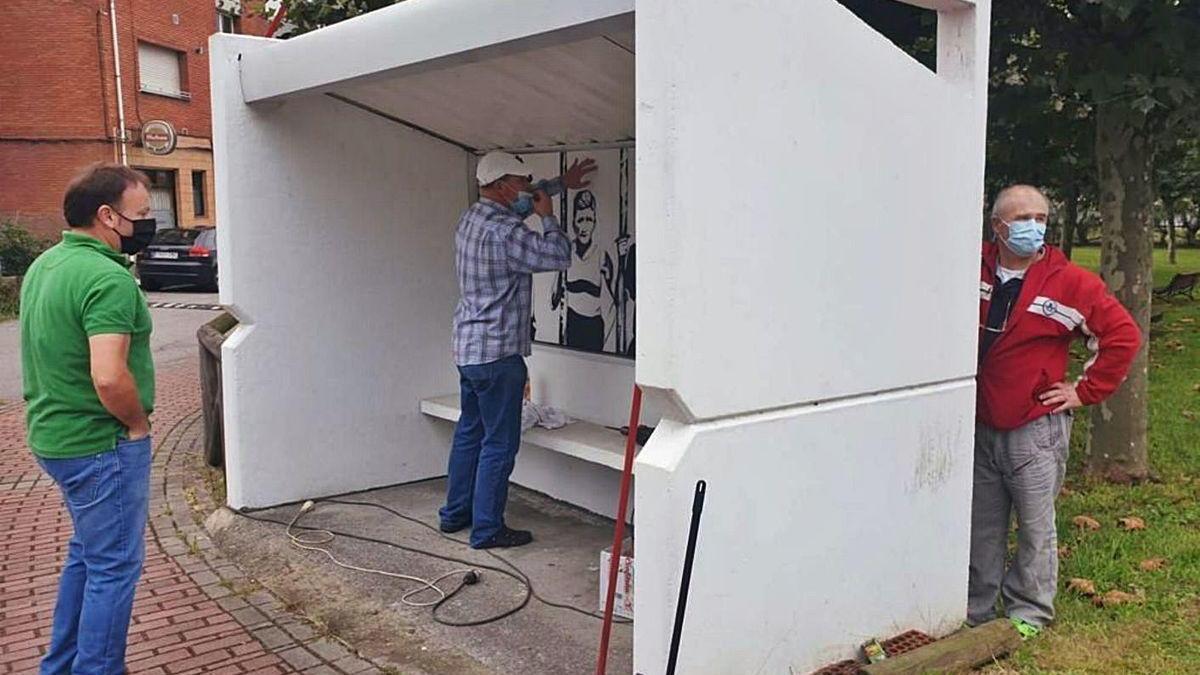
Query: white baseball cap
476 151 532 186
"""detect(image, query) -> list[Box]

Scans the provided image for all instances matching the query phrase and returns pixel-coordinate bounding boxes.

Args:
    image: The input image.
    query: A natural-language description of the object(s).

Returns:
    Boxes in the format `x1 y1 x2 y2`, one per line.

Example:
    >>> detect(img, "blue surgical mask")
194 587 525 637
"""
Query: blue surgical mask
1003 218 1046 258
510 191 535 218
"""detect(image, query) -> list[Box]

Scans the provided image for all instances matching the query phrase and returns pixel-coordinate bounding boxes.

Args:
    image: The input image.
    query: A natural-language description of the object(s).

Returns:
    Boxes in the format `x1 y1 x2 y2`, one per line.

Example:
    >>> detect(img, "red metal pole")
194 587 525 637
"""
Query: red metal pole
596 385 642 675
265 4 288 38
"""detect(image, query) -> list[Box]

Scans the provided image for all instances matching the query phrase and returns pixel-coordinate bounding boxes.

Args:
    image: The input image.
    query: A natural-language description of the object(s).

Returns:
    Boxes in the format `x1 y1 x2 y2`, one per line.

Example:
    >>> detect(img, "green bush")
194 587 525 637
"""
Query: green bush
0 277 19 319
0 220 53 277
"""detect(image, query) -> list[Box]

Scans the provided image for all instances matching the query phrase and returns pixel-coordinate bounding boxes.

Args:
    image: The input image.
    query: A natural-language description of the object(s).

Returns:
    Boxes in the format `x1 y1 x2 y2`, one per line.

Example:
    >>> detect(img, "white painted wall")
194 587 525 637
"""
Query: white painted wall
211 35 469 509
518 348 648 521
527 347 660 429
511 444 630 521
632 1 990 671
636 0 990 421
634 381 976 675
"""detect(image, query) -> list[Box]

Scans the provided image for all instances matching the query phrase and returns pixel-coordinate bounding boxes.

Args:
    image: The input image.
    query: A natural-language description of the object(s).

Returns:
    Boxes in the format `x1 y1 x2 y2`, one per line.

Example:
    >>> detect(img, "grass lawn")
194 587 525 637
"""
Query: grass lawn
983 247 1200 674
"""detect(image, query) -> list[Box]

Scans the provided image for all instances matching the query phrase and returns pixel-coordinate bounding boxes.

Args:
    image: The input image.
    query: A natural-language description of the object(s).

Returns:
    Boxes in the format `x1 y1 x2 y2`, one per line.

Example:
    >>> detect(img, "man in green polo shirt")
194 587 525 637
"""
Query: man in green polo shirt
22 163 158 675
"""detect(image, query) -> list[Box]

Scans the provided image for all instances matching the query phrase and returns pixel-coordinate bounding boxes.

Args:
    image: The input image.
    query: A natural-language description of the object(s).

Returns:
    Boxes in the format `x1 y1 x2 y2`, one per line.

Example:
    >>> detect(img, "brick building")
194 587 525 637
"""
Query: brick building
0 0 272 237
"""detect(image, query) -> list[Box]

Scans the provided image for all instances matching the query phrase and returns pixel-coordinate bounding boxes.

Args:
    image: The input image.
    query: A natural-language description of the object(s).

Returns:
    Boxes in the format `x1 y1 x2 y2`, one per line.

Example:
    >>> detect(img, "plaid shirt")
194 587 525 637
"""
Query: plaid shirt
452 191 571 366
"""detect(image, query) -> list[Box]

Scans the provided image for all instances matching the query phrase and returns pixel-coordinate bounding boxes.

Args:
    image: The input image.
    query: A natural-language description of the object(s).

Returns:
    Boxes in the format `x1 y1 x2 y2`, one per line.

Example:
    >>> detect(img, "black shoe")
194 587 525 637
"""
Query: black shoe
439 520 470 534
473 527 533 549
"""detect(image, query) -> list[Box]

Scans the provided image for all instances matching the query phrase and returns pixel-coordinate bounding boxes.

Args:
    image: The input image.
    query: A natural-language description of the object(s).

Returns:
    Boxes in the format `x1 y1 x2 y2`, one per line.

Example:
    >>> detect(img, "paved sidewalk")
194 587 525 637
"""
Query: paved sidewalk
0 364 381 675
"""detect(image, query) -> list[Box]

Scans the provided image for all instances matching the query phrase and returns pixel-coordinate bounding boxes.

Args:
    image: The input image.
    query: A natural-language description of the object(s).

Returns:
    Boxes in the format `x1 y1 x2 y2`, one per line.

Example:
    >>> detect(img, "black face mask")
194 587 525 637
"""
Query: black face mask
110 209 158 254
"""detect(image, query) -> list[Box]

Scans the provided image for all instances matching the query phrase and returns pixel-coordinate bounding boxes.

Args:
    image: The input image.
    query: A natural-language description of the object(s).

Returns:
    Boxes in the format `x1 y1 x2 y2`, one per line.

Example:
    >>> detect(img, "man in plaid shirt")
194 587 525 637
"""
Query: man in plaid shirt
440 151 596 549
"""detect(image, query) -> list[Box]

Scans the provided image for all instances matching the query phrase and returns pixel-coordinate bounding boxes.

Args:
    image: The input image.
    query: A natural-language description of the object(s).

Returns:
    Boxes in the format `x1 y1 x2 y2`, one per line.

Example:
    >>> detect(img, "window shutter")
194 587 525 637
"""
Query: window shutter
138 43 183 96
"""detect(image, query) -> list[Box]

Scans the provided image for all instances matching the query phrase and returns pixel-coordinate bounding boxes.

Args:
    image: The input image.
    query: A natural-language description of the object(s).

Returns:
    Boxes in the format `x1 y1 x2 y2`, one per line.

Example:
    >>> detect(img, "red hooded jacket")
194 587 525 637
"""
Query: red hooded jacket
978 242 1141 430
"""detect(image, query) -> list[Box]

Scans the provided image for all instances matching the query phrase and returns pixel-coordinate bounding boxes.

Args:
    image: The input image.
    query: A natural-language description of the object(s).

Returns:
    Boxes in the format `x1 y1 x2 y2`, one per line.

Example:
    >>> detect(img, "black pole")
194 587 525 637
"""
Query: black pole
616 147 629 351
558 152 568 345
666 480 706 675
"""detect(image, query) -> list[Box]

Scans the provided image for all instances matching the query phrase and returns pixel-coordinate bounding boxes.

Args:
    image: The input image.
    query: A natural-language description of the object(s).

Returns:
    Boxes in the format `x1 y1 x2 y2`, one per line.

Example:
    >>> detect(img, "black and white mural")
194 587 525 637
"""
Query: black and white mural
525 148 635 358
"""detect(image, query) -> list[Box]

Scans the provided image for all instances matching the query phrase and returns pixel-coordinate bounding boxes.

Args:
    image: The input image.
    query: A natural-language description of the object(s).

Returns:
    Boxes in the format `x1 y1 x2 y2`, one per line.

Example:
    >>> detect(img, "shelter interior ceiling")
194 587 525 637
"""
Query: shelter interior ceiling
329 30 635 152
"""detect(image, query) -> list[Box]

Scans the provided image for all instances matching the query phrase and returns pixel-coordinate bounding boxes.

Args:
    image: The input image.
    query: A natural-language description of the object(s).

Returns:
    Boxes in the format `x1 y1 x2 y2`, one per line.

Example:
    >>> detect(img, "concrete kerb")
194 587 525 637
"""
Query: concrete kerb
153 406 385 674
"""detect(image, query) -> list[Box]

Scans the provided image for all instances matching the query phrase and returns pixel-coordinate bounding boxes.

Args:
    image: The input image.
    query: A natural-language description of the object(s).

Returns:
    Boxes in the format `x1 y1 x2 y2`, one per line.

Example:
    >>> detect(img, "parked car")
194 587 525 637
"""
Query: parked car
136 227 218 291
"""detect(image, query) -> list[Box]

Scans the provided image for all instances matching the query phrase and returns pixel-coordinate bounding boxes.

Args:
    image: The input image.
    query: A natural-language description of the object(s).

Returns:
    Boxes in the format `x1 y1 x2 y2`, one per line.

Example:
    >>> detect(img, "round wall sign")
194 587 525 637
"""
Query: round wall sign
141 120 177 155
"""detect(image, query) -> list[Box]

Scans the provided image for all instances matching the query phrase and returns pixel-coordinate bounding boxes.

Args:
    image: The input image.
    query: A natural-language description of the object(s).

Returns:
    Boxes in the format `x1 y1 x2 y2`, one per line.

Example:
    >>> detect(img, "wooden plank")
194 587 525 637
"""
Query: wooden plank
861 620 1021 674
421 394 632 470
420 395 464 423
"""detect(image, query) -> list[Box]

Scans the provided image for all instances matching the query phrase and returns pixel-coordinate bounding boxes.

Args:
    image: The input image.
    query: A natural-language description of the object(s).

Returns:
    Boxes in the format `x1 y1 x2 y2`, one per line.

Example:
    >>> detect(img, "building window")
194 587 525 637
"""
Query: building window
137 42 188 99
218 12 239 34
192 171 207 217
140 169 179 230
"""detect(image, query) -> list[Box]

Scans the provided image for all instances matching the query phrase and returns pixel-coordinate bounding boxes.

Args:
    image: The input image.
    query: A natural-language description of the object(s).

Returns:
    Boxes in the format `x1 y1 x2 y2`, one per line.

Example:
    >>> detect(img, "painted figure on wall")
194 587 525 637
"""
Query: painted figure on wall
532 148 635 357
553 190 614 350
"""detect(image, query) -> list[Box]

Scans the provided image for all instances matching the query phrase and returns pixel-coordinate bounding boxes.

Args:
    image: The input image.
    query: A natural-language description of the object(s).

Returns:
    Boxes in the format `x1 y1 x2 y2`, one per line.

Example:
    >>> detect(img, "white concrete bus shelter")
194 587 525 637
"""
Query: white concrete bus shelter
210 0 990 671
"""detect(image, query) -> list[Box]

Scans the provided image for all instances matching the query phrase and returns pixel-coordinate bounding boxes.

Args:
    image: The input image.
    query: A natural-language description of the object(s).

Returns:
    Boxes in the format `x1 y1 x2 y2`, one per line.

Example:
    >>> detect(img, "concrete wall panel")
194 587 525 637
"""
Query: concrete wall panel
637 1 990 420
211 35 468 508
633 380 976 674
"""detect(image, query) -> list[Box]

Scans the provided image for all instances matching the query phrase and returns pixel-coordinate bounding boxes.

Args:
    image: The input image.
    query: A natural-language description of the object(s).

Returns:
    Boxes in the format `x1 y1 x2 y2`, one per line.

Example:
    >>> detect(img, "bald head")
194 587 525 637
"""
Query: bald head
991 184 1049 222
990 184 1051 259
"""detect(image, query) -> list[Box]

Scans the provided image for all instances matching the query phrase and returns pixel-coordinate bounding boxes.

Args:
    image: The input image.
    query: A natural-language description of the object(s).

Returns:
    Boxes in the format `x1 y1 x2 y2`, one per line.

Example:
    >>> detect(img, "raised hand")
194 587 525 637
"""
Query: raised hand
563 157 598 189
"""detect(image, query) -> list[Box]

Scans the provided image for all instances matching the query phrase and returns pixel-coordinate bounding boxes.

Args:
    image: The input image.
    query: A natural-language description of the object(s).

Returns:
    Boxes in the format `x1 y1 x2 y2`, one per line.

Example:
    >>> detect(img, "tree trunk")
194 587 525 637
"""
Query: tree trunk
1086 105 1153 484
1062 182 1079 260
1166 202 1177 265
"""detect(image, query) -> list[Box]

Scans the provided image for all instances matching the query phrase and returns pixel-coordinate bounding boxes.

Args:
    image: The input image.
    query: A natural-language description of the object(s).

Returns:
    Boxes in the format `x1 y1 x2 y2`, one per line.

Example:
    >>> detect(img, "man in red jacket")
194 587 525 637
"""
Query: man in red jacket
970 184 1140 637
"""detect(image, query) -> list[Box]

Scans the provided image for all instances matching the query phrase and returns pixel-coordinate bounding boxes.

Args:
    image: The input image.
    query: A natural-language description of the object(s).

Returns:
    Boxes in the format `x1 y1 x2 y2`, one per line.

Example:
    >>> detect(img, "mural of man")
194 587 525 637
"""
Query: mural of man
553 189 614 351
534 149 636 356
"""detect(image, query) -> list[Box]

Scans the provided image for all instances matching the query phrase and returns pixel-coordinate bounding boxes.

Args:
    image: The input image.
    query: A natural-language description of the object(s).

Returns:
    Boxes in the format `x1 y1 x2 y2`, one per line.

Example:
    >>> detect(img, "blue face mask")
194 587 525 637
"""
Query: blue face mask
510 191 535 218
1003 218 1046 258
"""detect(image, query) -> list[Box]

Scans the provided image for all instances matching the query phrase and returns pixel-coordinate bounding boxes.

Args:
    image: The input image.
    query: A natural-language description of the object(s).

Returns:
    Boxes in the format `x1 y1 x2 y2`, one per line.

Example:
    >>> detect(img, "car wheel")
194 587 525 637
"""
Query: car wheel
141 278 160 292
207 267 219 293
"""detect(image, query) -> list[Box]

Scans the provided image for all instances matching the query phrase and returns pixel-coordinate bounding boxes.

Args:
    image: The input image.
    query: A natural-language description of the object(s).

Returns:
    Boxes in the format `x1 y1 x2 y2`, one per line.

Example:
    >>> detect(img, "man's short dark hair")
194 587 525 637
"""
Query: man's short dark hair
573 189 596 214
62 163 150 228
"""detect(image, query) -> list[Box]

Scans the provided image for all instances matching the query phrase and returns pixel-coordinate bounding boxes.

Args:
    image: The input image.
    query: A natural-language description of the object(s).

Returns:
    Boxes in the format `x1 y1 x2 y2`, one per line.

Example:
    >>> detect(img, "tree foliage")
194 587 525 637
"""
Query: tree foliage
995 0 1200 482
256 0 406 37
0 220 52 277
993 4 1200 203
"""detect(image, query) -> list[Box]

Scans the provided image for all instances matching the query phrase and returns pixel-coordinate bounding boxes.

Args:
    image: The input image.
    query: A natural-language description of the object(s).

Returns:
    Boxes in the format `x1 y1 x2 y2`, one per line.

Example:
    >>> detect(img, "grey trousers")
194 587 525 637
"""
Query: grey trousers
968 413 1072 627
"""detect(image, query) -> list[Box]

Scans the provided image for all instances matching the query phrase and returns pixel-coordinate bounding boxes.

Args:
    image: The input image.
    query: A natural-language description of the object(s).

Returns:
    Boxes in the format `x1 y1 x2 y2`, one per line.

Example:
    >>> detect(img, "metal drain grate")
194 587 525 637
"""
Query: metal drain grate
882 629 936 656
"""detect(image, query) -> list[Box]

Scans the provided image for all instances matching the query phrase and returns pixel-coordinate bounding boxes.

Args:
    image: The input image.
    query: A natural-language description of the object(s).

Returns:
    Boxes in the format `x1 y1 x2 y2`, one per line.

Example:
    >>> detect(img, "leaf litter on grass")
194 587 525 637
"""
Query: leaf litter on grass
1067 578 1097 596
1138 558 1168 572
1118 516 1147 531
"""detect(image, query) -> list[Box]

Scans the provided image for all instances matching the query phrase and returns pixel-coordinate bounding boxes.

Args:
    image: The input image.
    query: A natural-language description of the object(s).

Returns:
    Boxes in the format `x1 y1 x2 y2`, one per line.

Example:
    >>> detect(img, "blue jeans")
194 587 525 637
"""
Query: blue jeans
36 436 152 675
439 355 526 547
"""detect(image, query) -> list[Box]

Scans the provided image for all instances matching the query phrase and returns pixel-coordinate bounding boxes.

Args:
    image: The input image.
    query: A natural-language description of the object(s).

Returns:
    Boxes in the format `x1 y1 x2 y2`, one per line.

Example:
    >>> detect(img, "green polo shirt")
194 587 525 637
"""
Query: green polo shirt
21 231 155 459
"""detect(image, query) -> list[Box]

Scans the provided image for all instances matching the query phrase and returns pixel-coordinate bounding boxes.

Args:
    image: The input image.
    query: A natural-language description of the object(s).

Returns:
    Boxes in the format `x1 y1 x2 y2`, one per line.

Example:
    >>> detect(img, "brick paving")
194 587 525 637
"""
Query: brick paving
0 364 382 674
